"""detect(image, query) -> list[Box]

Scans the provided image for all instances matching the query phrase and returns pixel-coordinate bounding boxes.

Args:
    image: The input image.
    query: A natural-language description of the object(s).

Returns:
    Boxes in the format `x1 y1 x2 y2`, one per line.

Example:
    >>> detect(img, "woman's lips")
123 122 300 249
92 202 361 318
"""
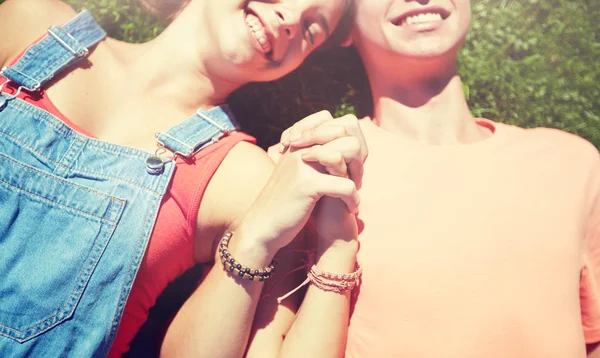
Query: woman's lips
245 12 273 55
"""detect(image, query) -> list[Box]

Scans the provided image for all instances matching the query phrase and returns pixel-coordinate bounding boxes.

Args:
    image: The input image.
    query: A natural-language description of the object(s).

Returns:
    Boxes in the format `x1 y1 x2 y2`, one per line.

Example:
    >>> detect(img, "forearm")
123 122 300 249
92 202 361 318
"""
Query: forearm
278 241 358 358
161 230 275 358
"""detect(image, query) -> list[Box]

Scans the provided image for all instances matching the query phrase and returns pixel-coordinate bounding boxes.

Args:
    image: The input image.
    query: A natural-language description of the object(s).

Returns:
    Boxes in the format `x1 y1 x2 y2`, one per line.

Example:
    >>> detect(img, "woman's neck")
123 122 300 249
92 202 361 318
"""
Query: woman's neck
53 17 242 152
104 5 241 115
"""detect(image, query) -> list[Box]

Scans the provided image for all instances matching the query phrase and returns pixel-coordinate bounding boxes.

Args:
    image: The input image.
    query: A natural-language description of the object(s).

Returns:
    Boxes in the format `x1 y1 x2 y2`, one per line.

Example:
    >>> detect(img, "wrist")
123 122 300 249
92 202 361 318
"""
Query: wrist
315 240 358 273
226 227 277 268
233 211 294 252
217 232 277 283
316 231 358 256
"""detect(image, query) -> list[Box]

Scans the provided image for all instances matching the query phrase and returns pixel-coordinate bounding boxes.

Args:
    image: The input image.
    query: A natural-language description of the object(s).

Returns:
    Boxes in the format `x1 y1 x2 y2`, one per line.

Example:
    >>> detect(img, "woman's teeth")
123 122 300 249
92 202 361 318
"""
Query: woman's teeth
245 13 272 54
403 12 442 25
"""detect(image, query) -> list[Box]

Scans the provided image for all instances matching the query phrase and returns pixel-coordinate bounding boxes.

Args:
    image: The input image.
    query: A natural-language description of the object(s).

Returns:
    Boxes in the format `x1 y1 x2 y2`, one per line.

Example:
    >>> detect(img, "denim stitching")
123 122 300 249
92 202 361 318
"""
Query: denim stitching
7 11 104 89
0 131 166 193
0 131 64 166
0 133 164 193
8 99 71 137
0 152 124 207
0 201 123 341
106 192 158 349
0 179 117 224
34 50 79 85
0 131 161 195
2 103 169 194
54 135 85 177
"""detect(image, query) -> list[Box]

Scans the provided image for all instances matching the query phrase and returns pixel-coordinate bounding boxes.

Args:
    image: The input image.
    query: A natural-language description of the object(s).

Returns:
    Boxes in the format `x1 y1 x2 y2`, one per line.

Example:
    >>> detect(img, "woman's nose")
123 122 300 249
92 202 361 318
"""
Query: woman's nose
274 5 301 39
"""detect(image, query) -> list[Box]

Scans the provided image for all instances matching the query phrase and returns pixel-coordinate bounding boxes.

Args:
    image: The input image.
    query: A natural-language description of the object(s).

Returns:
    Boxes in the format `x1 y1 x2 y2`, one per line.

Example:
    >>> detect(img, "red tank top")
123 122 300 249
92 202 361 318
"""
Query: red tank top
3 50 255 356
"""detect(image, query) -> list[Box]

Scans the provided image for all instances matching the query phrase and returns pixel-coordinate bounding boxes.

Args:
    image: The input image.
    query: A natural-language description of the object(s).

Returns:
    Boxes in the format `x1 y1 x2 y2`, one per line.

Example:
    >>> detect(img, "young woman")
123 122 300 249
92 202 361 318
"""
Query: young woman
0 0 365 357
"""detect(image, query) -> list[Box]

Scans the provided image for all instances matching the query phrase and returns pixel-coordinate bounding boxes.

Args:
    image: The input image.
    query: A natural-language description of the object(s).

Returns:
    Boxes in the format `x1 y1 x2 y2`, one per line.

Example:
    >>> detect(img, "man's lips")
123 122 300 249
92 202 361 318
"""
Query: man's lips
392 6 451 26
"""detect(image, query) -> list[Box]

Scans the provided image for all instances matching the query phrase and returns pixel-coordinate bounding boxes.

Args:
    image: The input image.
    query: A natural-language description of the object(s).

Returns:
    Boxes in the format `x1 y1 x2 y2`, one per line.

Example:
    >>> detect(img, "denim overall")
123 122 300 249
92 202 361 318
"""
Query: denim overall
0 11 239 357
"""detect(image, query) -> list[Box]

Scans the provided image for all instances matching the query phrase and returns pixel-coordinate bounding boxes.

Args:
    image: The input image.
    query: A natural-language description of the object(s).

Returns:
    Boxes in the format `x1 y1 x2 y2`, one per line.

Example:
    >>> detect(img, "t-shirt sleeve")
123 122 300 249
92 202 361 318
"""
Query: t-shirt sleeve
580 155 600 343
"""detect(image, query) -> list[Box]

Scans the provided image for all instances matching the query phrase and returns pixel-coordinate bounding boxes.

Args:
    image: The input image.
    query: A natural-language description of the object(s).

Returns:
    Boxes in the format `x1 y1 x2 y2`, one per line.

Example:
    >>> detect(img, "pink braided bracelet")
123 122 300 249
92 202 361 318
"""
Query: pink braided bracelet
277 261 362 303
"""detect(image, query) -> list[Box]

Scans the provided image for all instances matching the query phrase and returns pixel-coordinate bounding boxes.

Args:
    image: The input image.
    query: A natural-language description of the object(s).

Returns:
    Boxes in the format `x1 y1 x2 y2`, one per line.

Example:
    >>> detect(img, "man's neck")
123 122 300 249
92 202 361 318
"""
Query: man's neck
366 62 490 145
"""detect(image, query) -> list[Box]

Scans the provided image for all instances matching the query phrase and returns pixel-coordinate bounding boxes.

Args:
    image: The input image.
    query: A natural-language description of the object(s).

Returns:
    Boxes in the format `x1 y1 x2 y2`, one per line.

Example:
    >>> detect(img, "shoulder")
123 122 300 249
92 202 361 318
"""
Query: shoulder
497 121 599 163
220 140 276 180
533 127 598 161
211 141 275 212
497 123 600 198
0 0 77 67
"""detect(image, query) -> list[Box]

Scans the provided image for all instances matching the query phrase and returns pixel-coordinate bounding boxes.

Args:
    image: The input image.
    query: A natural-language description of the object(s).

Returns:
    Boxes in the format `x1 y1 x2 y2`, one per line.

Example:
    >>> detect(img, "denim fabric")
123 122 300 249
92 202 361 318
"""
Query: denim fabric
0 11 239 357
156 107 240 158
1 10 106 91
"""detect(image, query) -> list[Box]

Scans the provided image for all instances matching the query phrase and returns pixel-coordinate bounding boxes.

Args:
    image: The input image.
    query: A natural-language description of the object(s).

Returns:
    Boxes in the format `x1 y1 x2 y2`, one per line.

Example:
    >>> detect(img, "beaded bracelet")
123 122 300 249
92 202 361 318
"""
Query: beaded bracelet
218 232 277 282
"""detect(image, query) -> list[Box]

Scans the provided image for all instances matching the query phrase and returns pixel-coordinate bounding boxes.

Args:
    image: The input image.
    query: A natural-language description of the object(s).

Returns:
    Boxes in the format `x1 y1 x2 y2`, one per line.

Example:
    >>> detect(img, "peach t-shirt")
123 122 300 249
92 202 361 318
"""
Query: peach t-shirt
345 118 600 358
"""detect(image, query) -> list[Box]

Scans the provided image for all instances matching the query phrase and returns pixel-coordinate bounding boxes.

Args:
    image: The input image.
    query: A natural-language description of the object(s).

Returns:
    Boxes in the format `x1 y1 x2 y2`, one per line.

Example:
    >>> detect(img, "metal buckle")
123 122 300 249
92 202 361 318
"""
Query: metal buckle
148 110 233 168
196 109 232 135
0 78 31 110
1 66 42 92
47 27 89 58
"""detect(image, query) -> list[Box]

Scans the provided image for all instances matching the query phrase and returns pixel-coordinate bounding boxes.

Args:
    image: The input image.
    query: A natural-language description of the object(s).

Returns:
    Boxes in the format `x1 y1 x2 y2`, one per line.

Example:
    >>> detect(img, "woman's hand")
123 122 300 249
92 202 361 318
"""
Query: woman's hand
279 110 368 189
279 111 367 257
237 146 358 257
238 111 367 258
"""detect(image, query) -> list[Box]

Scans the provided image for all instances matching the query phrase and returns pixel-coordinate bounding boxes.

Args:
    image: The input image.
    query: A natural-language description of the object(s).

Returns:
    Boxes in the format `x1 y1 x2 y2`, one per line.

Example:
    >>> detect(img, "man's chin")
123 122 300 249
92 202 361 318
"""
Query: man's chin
388 40 459 61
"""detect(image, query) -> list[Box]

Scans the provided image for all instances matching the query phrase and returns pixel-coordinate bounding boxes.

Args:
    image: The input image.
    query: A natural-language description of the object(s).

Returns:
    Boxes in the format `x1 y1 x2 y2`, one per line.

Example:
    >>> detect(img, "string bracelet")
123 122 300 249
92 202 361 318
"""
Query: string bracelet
218 232 277 282
277 261 362 303
308 263 362 293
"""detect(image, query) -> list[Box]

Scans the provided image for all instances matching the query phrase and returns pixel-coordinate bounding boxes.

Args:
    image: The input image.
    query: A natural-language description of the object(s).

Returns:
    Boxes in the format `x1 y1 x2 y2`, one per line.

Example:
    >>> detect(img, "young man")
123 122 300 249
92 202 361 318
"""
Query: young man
267 0 600 357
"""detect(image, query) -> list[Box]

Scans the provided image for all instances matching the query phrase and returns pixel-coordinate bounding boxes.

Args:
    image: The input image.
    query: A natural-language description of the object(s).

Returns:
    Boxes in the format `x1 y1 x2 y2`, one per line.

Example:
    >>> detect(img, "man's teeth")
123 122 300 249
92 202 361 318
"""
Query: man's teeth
404 12 442 25
245 13 272 54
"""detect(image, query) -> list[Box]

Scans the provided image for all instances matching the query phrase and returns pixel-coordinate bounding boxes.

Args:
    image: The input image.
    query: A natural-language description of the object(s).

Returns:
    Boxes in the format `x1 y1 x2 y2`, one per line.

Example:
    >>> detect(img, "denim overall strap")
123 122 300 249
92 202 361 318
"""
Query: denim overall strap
0 9 243 356
146 105 240 174
0 10 105 92
156 105 240 158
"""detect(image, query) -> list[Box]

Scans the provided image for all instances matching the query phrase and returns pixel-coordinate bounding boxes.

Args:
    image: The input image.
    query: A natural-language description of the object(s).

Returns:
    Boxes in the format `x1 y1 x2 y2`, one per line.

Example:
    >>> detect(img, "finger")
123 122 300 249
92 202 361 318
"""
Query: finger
302 137 364 189
313 174 360 213
288 113 359 142
332 115 368 188
278 128 292 153
289 114 368 170
284 110 334 144
335 114 368 162
287 124 349 149
300 145 349 178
